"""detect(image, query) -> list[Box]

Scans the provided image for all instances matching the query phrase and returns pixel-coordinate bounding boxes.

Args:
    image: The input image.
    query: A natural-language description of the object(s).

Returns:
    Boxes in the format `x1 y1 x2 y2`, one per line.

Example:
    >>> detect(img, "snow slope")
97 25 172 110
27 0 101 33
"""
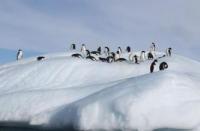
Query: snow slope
0 51 200 131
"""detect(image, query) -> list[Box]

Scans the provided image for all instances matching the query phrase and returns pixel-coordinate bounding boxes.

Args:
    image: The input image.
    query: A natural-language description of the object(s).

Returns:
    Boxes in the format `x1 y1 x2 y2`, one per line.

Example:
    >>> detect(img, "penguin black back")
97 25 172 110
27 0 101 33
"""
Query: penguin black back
126 46 131 53
37 56 45 61
150 59 157 73
159 62 168 71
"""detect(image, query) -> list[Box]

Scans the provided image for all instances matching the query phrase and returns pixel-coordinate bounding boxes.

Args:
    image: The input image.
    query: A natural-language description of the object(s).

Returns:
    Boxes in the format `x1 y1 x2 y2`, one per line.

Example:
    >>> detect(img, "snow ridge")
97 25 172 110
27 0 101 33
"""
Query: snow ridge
0 52 200 131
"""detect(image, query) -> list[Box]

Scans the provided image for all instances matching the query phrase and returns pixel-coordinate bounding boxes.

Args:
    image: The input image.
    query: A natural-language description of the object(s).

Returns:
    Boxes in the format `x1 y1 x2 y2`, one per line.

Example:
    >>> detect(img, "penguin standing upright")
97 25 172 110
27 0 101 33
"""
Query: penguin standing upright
70 44 76 50
134 55 139 64
150 59 157 73
81 44 87 57
150 42 156 57
118 47 122 54
97 46 101 55
147 51 154 60
168 48 172 56
104 47 110 56
17 49 23 60
140 51 146 61
129 52 134 62
115 51 120 61
151 42 156 51
166 47 172 56
126 46 131 53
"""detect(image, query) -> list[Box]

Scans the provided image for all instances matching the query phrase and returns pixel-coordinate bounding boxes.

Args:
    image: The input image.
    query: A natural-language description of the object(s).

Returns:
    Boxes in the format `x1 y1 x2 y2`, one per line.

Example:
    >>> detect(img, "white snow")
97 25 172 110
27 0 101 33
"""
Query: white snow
0 51 200 131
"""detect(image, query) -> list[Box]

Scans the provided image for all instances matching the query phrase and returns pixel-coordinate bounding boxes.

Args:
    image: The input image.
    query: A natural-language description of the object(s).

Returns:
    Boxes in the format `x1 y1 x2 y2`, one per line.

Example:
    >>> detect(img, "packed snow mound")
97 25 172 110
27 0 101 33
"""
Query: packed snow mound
0 51 200 131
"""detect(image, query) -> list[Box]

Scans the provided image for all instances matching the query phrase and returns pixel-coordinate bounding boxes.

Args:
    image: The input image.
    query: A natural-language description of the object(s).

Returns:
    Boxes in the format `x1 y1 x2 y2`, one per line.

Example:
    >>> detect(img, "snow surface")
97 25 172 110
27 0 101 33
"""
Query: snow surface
0 51 200 131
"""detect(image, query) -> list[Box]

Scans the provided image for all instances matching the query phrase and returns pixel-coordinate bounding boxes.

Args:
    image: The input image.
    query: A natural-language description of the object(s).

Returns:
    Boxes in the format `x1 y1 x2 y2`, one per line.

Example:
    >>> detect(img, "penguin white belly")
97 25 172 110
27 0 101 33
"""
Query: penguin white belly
129 53 134 62
140 53 145 61
81 47 87 57
115 54 120 60
17 52 23 60
166 49 169 56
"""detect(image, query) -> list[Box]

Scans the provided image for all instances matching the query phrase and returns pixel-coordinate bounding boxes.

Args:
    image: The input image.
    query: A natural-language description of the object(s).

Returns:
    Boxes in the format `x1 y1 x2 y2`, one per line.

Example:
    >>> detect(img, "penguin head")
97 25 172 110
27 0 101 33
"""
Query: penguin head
118 47 122 51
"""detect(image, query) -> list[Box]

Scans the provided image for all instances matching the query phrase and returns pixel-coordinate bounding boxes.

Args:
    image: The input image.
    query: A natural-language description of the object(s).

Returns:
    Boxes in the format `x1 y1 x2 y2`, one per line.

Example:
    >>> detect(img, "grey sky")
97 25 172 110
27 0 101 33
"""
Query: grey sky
0 0 199 60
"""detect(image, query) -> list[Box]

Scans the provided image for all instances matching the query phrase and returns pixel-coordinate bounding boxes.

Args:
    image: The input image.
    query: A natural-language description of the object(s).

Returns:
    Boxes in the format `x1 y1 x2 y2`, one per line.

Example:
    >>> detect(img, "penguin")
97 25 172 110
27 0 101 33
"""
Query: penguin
150 59 158 73
134 55 139 64
108 52 115 62
168 48 172 56
115 51 120 61
110 52 115 58
140 51 146 61
37 56 45 61
91 47 101 55
86 50 97 61
166 47 172 56
107 56 114 63
147 52 154 60
99 57 108 62
104 46 110 56
158 55 166 59
126 46 131 53
97 46 101 55
81 44 87 57
91 51 100 55
72 53 83 58
99 50 116 63
81 44 86 51
151 42 156 51
115 51 127 62
159 62 168 71
70 44 76 50
129 53 134 62
118 47 122 54
16 49 23 60
115 58 127 62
